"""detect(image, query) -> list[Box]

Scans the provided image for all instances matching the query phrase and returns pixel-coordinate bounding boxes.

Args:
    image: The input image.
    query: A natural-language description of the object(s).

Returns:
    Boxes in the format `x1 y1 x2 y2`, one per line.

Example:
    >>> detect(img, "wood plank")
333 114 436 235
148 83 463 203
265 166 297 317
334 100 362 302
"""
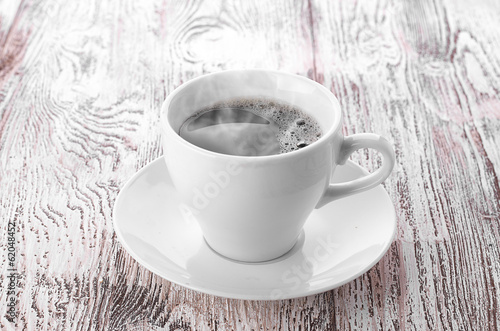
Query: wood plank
0 0 332 330
310 0 500 329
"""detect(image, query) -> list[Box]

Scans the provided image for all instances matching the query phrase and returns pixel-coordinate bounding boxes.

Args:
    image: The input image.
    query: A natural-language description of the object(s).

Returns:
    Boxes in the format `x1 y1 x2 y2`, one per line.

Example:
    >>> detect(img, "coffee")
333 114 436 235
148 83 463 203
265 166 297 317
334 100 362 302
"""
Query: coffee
179 98 322 156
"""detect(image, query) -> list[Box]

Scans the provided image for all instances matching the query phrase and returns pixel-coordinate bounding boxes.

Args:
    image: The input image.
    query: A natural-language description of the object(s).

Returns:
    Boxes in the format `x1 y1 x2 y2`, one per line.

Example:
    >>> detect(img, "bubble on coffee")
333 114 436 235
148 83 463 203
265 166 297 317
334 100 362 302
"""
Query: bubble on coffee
179 98 322 156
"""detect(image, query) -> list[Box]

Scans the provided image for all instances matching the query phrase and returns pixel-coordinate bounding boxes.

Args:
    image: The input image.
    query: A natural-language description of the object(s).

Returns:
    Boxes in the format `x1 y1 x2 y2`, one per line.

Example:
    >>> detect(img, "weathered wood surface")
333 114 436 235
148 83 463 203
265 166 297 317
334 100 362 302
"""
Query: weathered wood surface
1 0 499 330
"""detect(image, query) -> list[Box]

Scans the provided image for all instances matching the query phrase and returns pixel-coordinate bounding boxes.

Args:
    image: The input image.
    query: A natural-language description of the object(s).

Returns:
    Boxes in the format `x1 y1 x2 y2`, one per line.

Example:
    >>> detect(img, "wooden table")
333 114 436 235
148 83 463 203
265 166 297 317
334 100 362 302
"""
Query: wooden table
1 0 499 330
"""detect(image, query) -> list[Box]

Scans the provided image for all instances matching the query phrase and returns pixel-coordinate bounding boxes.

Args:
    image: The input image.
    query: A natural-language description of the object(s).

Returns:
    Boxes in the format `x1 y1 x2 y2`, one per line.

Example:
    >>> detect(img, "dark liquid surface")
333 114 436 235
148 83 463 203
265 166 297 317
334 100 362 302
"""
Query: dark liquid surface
179 98 322 156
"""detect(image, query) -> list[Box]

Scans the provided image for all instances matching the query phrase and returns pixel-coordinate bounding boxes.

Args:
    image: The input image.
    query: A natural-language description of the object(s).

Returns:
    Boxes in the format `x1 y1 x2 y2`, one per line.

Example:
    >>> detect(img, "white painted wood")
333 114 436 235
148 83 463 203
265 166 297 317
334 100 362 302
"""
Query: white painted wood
0 0 499 329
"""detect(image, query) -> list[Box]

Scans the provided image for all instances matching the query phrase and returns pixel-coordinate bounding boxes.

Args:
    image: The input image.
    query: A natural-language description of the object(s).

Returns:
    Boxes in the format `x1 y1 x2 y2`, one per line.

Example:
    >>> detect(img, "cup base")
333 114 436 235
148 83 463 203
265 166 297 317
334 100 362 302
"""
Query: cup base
203 231 305 264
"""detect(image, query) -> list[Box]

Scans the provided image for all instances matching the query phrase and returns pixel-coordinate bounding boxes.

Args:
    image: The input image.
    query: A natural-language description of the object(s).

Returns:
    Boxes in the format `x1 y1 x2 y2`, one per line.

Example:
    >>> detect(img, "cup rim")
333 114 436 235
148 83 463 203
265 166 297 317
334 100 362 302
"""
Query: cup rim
160 69 342 161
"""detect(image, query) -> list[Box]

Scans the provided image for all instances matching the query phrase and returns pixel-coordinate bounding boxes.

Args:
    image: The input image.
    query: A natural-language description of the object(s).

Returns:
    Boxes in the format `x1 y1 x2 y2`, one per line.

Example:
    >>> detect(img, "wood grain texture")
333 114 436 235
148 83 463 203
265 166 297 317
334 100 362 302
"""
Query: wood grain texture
0 0 499 330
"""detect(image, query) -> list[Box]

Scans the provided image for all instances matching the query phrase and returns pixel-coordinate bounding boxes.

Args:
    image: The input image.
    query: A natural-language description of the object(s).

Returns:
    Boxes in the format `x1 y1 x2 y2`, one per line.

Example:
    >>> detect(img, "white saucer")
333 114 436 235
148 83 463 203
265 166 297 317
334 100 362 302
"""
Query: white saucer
113 157 396 300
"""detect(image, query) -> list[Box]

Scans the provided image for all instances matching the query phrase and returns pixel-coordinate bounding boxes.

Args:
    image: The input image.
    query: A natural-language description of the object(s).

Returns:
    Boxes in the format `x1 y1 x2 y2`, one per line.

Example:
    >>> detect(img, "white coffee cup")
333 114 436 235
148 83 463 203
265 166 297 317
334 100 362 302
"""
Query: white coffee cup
160 70 395 262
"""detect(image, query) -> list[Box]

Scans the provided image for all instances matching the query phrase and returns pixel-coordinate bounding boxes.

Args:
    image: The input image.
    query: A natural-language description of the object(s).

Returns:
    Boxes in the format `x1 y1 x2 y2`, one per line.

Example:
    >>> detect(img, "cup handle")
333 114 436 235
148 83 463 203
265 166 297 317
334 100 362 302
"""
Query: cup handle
315 133 395 208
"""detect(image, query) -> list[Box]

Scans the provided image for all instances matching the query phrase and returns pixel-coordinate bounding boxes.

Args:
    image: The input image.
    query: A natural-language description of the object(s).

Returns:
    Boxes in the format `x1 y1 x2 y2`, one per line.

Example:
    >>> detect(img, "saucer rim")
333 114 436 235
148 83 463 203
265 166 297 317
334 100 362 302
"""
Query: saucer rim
113 157 397 300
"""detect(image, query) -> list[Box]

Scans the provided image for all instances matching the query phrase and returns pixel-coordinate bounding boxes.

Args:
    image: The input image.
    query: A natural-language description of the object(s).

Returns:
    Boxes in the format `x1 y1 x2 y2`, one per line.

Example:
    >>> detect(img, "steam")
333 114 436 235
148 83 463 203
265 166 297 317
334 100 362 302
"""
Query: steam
180 107 281 156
